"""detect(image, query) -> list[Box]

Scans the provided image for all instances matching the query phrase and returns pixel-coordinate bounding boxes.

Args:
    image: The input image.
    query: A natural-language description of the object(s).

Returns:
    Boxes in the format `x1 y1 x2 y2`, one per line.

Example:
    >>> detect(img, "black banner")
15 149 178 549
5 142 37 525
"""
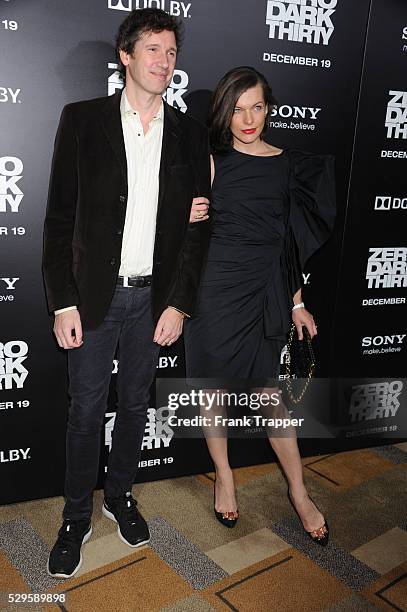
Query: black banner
0 0 405 505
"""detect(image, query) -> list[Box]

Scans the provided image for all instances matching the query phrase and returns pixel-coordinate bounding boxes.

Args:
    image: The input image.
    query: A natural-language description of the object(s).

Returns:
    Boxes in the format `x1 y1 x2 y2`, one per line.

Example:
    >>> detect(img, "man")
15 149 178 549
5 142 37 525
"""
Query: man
43 8 210 579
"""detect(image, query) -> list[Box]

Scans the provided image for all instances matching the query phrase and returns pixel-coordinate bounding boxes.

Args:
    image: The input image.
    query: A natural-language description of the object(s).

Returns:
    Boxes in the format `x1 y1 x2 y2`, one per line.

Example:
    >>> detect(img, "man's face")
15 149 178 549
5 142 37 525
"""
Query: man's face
120 29 177 96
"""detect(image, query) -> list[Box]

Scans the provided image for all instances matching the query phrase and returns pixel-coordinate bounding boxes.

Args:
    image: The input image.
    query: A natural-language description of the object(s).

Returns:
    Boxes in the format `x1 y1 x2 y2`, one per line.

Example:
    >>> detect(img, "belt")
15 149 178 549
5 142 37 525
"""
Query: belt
117 275 152 288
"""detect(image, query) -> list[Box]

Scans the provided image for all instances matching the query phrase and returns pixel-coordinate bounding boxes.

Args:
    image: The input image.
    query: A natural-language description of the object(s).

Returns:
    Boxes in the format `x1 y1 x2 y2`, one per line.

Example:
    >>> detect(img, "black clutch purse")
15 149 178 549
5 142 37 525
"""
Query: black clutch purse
285 324 316 404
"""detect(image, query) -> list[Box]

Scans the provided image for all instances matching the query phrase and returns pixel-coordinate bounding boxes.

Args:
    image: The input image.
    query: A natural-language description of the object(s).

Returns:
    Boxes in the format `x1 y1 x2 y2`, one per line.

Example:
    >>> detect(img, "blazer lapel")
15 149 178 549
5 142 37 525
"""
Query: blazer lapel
100 91 127 185
157 102 181 215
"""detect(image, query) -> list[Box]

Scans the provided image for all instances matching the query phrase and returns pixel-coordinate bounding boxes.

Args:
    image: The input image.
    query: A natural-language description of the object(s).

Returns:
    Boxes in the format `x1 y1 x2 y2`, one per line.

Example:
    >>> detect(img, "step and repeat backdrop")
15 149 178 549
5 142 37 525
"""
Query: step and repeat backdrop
0 0 406 504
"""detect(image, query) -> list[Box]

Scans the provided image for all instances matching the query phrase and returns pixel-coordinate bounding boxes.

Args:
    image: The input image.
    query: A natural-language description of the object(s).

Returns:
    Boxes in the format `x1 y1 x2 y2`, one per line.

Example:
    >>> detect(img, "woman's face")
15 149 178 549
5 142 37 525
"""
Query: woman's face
230 84 267 147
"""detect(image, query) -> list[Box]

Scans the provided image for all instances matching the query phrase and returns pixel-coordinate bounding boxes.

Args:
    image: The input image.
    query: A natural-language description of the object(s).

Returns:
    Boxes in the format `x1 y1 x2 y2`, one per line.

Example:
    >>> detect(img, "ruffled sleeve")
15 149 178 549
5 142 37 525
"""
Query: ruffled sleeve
263 149 336 340
284 148 336 297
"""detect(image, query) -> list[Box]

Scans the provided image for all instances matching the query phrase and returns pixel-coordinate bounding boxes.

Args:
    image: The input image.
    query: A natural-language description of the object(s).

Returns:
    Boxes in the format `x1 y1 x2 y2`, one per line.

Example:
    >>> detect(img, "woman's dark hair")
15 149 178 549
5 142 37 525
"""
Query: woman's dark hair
116 8 183 81
210 66 277 154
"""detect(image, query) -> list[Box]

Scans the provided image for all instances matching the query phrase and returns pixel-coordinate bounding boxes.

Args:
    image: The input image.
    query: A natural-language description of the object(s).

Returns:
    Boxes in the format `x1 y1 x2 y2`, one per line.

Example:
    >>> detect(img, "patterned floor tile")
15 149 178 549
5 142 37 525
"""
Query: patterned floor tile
16 497 65 548
346 464 407 534
75 531 148 578
0 502 29 523
0 446 405 611
371 445 407 465
206 527 290 574
0 550 29 592
271 516 379 590
316 482 403 552
3 490 122 547
0 550 32 611
201 549 352 611
161 594 218 612
321 593 381 611
196 462 279 489
136 473 283 552
49 548 193 612
304 450 396 492
133 476 228 550
217 467 293 527
0 519 62 591
148 517 227 589
352 528 407 575
361 561 407 611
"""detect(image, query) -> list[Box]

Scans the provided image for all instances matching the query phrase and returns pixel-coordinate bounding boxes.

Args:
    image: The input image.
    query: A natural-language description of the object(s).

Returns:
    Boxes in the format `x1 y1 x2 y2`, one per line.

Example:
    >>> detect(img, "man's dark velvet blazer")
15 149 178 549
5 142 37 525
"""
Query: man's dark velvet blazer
42 91 211 329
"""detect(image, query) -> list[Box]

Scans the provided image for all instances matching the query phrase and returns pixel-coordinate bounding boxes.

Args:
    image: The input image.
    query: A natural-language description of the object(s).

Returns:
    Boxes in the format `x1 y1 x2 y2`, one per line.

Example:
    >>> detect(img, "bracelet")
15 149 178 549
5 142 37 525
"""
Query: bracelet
292 302 305 311
168 306 190 318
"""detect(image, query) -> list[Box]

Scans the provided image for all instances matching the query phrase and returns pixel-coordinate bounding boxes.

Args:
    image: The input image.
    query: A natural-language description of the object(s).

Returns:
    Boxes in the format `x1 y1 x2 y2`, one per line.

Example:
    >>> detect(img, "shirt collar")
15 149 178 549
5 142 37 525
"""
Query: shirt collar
121 89 164 122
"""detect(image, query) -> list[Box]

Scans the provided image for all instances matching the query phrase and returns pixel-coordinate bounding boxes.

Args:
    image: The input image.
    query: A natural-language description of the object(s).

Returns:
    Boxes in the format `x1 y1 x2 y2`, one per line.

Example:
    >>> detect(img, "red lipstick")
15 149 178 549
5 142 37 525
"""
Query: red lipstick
242 128 256 134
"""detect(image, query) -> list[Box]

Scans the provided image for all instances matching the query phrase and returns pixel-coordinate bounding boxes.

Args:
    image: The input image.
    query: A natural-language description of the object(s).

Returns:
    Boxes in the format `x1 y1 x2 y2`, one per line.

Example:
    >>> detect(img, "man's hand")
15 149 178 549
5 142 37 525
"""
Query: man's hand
153 307 184 346
189 196 209 223
54 310 83 349
292 307 317 340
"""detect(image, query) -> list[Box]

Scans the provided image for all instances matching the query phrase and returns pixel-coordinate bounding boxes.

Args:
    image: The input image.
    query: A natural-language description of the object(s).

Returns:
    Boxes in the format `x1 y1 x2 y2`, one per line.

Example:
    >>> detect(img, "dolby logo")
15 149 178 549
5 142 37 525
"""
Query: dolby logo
375 196 407 211
0 448 30 463
111 355 178 374
0 87 21 104
157 355 178 369
107 0 192 18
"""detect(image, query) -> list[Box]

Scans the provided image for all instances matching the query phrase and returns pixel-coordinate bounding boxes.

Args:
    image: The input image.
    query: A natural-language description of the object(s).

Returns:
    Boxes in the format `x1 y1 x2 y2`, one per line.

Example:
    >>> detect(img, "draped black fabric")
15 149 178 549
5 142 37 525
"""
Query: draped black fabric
288 149 336 274
184 148 336 381
266 149 337 339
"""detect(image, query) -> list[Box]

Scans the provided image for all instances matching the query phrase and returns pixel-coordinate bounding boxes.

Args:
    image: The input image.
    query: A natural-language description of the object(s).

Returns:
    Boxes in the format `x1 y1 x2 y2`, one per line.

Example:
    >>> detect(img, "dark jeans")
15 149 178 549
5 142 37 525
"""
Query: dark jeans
63 285 160 520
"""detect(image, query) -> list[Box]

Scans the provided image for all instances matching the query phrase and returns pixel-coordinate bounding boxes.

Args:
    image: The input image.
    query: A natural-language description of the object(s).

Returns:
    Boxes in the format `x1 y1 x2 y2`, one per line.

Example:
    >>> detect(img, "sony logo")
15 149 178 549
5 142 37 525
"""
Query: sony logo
271 105 321 120
0 277 19 290
362 334 406 347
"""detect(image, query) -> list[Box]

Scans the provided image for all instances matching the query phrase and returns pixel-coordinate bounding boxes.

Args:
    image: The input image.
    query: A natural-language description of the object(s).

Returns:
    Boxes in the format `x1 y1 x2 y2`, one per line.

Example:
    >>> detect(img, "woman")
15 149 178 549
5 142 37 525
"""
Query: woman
184 66 335 544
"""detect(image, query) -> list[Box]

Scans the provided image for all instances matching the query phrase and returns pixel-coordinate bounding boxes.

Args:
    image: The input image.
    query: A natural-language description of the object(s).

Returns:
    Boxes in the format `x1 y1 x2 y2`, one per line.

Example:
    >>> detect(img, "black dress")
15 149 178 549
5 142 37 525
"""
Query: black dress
184 148 335 384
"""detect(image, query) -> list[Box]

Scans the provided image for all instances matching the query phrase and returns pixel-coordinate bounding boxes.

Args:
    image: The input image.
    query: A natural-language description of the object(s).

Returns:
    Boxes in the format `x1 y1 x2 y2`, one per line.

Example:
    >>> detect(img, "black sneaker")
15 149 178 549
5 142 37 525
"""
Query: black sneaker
102 492 150 547
47 519 92 579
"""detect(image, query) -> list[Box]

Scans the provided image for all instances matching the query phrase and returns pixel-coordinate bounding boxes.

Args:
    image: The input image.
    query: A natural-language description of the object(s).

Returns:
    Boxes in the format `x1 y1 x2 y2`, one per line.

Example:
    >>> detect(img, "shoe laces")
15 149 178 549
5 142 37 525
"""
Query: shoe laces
119 492 139 526
56 521 85 553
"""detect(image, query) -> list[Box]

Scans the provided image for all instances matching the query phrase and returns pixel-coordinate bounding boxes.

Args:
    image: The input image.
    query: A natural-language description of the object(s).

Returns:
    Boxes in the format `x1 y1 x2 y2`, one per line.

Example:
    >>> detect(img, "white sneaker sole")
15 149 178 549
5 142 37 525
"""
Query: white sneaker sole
47 526 93 579
102 504 150 548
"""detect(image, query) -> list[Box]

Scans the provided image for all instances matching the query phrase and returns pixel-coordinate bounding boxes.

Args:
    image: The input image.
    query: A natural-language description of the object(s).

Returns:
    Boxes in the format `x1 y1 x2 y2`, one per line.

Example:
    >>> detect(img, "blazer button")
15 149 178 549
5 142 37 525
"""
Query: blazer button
110 258 116 266
119 195 125 203
117 229 122 236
